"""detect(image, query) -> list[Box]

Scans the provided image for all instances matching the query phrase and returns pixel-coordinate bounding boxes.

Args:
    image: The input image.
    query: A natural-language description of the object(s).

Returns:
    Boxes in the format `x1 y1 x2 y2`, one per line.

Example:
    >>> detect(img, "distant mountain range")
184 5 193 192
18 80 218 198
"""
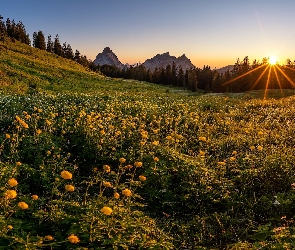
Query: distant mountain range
93 47 233 73
143 52 195 71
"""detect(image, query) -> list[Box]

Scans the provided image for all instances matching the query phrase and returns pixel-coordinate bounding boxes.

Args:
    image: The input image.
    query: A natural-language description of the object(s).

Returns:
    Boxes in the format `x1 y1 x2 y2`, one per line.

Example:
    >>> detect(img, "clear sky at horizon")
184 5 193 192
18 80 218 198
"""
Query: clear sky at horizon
1 0 295 68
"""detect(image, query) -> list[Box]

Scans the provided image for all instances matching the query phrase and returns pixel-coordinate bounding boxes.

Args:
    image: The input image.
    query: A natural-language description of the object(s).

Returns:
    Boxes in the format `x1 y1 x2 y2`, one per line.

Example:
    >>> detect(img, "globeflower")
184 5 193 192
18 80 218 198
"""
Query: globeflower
122 188 132 197
103 181 112 188
230 157 236 161
68 234 80 244
32 195 38 200
8 178 18 187
61 170 72 180
44 235 54 241
114 192 120 199
139 175 147 181
103 165 111 173
5 190 17 199
5 134 10 139
250 146 255 151
257 145 263 151
65 185 75 192
199 136 207 142
18 201 29 210
134 161 143 168
119 158 126 163
100 206 113 215
153 157 159 162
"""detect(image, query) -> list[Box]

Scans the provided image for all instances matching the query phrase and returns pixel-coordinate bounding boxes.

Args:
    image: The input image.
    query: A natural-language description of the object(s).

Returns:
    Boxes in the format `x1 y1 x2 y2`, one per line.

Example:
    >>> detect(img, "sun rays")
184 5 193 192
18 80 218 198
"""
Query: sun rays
223 59 295 99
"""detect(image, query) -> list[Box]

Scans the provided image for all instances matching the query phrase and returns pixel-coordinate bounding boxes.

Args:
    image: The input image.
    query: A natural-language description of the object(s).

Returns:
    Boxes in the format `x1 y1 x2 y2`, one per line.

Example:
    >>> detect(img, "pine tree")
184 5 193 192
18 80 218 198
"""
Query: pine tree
53 35 62 56
177 66 184 87
171 62 177 86
46 35 53 53
33 31 46 50
0 15 7 40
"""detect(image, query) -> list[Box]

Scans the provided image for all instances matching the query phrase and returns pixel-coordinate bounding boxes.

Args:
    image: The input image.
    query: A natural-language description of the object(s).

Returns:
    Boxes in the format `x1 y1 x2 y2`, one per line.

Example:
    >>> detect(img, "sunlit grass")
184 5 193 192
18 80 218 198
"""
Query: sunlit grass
1 38 295 249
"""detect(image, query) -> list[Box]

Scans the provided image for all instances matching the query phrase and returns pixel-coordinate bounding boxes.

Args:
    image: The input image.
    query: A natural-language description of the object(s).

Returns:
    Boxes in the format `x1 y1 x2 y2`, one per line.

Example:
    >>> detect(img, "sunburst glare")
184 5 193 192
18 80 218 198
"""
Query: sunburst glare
269 56 277 65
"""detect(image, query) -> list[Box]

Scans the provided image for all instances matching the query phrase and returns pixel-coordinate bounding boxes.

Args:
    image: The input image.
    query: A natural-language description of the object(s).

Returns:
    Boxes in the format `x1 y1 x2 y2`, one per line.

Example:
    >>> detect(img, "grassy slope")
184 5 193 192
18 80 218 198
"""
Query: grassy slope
1 39 295 249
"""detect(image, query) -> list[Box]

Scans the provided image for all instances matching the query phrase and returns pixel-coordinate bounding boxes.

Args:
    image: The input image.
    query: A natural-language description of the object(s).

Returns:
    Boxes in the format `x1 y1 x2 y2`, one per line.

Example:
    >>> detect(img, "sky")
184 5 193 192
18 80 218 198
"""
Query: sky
1 0 295 68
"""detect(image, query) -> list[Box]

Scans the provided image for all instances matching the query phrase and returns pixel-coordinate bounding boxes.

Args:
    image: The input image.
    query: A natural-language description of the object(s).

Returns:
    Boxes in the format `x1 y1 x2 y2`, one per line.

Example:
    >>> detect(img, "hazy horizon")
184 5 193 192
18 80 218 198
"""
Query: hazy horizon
2 0 295 68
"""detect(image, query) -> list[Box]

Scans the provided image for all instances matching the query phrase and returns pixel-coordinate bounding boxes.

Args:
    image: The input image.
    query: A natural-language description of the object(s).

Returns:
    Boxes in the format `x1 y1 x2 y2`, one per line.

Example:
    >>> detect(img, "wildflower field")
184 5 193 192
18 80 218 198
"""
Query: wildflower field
1 39 295 249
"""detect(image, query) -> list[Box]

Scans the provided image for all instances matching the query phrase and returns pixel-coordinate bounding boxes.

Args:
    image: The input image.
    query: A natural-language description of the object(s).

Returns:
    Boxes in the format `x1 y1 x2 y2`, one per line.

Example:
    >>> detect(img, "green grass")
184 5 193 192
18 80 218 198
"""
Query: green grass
1 38 295 249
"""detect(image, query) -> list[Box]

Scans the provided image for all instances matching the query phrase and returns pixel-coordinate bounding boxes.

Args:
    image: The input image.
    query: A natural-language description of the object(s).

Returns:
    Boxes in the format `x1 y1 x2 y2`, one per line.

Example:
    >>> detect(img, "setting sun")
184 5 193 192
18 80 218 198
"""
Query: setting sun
269 56 277 65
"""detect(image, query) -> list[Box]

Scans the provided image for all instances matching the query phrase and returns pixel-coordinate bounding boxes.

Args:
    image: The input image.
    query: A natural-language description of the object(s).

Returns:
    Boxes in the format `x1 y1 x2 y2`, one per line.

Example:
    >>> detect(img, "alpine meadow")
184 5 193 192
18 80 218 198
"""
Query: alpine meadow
1 19 295 250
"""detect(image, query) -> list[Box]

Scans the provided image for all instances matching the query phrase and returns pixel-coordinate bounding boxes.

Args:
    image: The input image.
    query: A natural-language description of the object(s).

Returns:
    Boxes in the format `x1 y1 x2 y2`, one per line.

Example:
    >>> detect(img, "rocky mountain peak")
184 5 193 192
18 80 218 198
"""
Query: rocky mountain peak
143 52 195 72
93 47 124 69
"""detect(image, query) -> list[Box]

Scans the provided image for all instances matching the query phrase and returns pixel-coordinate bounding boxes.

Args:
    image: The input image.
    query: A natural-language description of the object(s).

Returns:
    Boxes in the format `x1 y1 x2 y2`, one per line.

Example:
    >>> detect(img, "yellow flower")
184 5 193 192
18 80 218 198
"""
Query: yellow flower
16 162 22 166
230 157 236 161
152 140 159 146
134 161 143 168
258 131 264 136
100 130 106 135
5 190 17 199
45 120 52 125
115 131 121 136
7 225 13 230
153 157 159 162
139 175 147 181
44 235 54 241
199 151 205 156
122 188 132 197
65 185 75 192
18 202 29 210
119 158 126 163
250 146 255 151
114 192 120 199
61 170 72 180
8 178 18 187
5 134 10 139
100 206 113 215
257 145 263 151
166 135 172 140
103 181 112 188
36 129 42 135
199 136 207 142
103 165 111 173
68 234 80 244
232 150 237 155
32 195 38 200
124 164 133 170
218 161 226 166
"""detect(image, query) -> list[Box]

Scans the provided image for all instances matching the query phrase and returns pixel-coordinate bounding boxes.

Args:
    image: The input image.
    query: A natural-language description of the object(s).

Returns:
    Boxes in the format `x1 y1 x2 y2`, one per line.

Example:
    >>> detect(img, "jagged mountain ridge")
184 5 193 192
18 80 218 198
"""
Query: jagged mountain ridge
143 52 195 72
93 48 195 71
93 47 125 69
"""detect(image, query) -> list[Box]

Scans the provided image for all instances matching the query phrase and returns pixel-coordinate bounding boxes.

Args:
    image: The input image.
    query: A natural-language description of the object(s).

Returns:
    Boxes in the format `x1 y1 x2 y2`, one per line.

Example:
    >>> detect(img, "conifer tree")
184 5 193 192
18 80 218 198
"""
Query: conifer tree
0 15 7 40
33 31 46 50
171 62 177 86
46 35 53 53
53 34 62 56
177 66 184 87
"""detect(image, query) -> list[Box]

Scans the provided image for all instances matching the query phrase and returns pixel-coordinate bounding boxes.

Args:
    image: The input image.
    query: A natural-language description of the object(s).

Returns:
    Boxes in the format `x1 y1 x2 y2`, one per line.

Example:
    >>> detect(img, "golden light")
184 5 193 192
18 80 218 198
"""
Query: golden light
269 56 277 65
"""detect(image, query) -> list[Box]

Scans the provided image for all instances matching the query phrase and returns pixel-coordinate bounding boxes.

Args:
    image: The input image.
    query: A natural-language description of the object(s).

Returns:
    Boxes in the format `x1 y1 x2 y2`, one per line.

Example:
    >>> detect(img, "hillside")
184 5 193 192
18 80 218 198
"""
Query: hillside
1 39 295 249
0 38 102 94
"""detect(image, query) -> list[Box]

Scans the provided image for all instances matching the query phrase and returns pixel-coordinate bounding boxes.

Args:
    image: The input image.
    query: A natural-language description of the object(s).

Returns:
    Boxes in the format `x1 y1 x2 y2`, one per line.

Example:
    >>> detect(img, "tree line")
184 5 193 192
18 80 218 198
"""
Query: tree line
1 15 295 92
0 15 92 69
97 56 295 92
